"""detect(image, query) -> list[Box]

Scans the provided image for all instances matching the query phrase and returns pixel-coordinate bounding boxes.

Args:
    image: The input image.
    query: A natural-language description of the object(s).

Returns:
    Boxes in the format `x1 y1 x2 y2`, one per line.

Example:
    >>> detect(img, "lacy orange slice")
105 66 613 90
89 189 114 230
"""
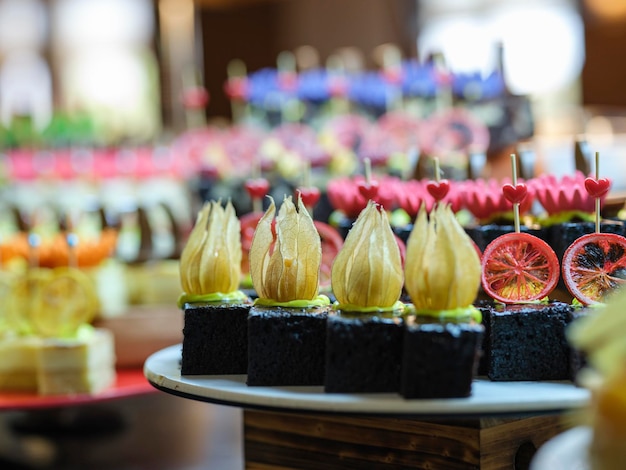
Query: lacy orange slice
481 232 560 304
562 232 626 306
30 267 99 337
7 269 54 334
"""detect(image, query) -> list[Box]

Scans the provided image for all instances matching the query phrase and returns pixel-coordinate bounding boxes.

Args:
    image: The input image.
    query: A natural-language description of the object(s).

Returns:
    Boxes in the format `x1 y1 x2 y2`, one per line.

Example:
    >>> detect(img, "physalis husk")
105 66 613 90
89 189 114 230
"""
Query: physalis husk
404 203 481 311
331 201 403 309
249 195 321 302
179 200 242 296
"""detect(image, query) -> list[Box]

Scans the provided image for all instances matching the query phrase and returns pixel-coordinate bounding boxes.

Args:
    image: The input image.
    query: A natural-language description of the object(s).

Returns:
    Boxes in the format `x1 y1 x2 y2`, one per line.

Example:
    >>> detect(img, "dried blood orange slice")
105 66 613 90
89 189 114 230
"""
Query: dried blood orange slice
562 232 626 305
481 232 560 303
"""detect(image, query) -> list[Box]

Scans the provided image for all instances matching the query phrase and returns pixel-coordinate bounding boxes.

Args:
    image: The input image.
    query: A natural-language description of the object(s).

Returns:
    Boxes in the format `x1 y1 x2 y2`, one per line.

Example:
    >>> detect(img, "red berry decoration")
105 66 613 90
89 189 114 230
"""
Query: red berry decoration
244 178 270 200
426 179 450 201
502 183 528 204
584 177 611 199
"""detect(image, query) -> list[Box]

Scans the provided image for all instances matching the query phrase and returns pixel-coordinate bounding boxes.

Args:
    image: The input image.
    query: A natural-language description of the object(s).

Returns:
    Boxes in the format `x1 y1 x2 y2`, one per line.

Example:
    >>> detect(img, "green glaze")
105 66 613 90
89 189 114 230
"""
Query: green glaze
406 304 482 324
253 295 331 308
178 290 249 309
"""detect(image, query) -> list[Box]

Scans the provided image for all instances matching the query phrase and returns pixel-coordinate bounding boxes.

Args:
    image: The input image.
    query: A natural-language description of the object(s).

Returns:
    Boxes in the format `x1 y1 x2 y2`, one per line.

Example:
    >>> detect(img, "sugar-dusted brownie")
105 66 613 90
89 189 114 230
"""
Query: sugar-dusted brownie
400 317 484 399
324 312 404 393
247 305 330 386
181 302 252 375
476 300 575 381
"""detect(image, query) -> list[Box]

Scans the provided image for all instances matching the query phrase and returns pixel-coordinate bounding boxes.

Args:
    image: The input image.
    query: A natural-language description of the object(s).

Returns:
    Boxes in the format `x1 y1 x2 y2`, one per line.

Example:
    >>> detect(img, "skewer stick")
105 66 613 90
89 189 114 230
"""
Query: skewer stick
433 157 441 183
252 159 262 214
595 151 601 234
511 154 521 234
364 157 372 185
28 233 40 270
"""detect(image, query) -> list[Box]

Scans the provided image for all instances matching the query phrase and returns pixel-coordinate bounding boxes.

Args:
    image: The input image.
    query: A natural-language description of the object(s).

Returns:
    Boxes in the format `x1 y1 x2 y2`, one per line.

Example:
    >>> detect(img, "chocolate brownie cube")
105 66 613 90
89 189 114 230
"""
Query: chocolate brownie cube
181 302 251 375
400 318 484 399
247 306 330 386
324 312 405 393
477 301 575 381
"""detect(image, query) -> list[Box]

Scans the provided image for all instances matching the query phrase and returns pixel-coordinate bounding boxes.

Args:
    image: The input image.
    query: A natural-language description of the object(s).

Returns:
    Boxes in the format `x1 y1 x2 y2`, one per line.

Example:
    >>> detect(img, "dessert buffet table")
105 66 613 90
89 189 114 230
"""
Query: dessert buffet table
145 345 591 469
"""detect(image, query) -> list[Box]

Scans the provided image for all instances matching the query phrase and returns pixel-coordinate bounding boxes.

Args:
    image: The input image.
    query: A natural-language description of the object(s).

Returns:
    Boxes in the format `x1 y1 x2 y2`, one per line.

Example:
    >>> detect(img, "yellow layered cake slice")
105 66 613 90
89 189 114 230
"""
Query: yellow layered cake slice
36 328 116 396
0 336 40 391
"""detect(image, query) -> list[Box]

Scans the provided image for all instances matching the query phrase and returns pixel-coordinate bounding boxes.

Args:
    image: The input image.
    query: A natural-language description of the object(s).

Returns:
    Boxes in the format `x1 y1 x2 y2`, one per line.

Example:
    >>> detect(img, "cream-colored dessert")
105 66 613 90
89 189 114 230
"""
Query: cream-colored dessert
0 267 116 395
0 336 40 391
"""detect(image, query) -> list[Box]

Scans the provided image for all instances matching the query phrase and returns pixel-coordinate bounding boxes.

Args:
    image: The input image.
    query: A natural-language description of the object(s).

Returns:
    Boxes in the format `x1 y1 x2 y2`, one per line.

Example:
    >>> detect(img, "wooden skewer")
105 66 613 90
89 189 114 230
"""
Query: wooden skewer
511 154 521 234
595 151 601 234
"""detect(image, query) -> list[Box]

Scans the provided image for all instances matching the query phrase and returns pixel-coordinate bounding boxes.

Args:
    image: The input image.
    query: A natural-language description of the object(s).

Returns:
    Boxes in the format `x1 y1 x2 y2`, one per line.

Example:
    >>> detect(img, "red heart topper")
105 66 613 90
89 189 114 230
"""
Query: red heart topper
426 179 450 201
502 183 528 204
297 187 321 207
357 180 380 201
244 178 270 200
584 177 611 199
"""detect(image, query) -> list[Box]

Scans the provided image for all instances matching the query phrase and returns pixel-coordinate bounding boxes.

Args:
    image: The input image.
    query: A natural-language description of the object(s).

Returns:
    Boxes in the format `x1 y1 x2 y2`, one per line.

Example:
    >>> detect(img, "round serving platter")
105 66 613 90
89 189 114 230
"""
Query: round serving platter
144 344 591 418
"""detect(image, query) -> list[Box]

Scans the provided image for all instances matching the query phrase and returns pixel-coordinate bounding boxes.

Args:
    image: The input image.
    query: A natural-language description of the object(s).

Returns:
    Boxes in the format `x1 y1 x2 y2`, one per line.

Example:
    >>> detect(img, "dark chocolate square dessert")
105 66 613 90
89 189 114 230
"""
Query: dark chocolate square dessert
247 306 330 386
548 220 625 263
324 313 404 393
476 301 575 381
181 302 251 375
465 224 547 253
400 318 484 399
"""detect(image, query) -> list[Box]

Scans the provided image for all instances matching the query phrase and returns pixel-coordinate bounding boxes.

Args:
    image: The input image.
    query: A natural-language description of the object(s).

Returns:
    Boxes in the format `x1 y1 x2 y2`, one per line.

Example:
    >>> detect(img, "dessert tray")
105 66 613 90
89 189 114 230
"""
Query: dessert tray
530 426 591 470
0 368 154 411
144 344 591 417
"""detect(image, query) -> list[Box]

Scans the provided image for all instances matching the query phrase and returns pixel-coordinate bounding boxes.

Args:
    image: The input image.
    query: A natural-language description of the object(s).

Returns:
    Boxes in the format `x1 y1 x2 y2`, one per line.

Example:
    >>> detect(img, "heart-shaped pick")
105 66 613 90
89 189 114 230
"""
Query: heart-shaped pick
584 177 611 198
502 183 528 204
357 180 380 201
426 179 450 201
244 178 270 200
297 187 321 207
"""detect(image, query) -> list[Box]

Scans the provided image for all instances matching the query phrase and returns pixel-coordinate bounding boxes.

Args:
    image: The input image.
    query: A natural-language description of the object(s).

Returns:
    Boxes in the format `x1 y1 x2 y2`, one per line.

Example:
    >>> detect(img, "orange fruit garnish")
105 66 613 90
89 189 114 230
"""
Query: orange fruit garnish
562 233 626 306
6 269 55 335
481 232 560 303
29 267 100 337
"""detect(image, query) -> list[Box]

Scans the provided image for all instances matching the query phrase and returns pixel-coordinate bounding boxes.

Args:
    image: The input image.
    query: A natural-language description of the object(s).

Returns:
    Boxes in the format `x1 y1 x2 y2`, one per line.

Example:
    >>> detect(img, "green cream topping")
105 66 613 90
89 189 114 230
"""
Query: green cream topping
537 210 594 227
407 305 482 323
493 296 551 306
571 297 605 308
178 290 249 308
254 295 331 308
332 300 406 314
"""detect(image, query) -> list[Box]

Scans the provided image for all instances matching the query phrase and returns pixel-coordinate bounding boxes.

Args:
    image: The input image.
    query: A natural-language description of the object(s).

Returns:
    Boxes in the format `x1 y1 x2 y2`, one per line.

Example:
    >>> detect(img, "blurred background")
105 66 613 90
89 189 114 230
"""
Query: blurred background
1 0 626 468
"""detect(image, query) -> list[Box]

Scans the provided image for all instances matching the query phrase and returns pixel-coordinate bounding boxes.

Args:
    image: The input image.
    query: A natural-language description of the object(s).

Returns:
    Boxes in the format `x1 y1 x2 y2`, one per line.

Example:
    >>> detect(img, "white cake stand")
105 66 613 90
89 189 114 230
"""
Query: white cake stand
145 344 590 469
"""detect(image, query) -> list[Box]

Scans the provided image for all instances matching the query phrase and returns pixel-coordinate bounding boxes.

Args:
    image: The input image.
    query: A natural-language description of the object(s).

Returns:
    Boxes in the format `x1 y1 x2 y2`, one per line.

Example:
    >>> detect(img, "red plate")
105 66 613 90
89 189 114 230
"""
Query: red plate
0 368 154 411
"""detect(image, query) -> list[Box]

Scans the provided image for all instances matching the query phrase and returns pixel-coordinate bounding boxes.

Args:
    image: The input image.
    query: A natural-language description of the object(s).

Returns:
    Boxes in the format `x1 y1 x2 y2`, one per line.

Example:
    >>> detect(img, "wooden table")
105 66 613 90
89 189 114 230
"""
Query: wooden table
145 345 590 470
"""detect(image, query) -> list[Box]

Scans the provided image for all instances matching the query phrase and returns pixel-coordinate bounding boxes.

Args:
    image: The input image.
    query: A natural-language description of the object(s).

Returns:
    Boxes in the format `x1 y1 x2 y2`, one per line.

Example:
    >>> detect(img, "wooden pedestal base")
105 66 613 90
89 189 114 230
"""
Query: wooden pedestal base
244 410 568 469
